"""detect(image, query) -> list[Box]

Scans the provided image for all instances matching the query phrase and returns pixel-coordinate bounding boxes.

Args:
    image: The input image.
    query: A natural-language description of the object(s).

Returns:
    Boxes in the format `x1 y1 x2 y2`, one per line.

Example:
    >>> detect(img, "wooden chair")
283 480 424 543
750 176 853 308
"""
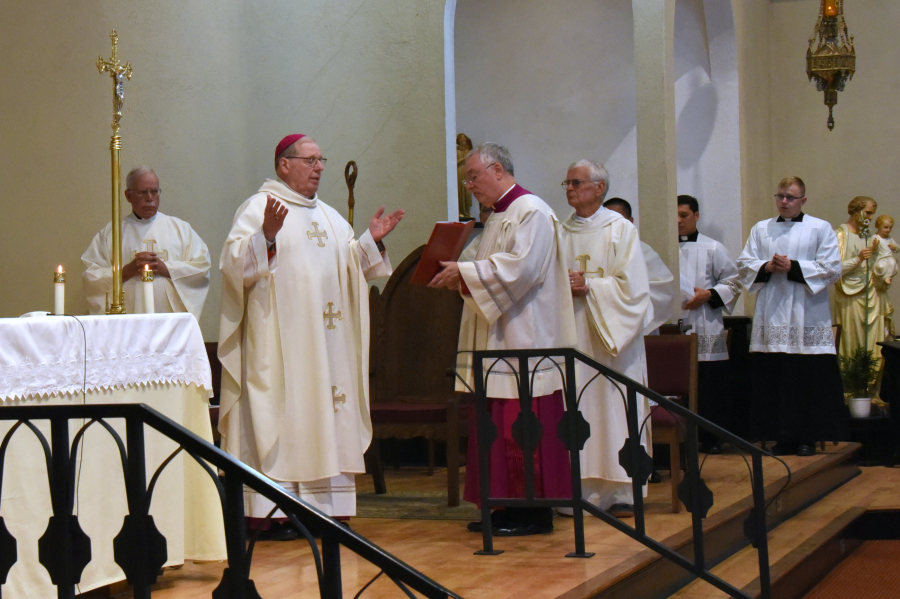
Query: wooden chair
645 334 699 513
366 245 469 506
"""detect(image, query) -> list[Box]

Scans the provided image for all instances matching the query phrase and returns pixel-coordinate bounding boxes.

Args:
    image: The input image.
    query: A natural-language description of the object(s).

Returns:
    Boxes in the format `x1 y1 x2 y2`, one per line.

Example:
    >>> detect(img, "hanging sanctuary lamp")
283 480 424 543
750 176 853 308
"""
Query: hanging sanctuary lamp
806 0 856 130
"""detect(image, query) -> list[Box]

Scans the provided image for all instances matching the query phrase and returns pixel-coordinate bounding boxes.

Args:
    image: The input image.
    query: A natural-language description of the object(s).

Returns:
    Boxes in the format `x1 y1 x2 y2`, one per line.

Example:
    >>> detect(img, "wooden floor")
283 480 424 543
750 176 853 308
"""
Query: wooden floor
97 444 900 599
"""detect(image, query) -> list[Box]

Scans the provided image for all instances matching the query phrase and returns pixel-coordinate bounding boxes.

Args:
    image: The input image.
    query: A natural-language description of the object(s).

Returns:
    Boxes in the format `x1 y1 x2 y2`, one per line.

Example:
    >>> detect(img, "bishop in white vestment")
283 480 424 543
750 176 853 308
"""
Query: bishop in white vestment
217 135 403 524
430 143 575 536
82 167 210 319
736 177 846 456
677 195 741 452
562 164 652 516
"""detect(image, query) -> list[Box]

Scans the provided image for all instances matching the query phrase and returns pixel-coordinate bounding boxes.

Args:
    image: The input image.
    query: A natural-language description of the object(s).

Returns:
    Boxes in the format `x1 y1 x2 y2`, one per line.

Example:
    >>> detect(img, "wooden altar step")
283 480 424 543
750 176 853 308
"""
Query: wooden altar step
103 442 876 599
670 463 900 599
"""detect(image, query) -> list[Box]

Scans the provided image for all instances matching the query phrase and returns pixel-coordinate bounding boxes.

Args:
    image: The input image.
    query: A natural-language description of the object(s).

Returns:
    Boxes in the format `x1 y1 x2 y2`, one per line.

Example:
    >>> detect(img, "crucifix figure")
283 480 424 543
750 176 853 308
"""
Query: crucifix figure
96 30 133 135
307 222 328 247
332 386 346 413
323 302 342 329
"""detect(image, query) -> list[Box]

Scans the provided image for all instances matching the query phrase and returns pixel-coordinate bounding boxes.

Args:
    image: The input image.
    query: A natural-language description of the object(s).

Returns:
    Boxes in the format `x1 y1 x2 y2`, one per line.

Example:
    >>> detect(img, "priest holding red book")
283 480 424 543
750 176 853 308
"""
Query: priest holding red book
429 142 576 536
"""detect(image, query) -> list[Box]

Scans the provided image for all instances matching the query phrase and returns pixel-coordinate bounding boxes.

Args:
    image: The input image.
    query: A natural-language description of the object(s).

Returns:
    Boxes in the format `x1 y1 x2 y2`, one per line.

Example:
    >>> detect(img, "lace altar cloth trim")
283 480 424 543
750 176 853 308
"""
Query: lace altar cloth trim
0 313 212 401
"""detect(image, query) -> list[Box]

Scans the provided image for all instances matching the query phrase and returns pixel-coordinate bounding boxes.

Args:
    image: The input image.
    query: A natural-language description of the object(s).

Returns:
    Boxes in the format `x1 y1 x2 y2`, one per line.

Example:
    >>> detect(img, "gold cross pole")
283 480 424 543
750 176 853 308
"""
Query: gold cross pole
96 30 133 314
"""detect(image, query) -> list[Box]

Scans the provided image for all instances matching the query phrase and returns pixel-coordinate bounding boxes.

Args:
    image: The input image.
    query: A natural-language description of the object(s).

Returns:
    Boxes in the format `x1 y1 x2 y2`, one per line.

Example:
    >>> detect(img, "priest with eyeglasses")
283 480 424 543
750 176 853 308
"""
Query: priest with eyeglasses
82 166 211 319
217 134 404 539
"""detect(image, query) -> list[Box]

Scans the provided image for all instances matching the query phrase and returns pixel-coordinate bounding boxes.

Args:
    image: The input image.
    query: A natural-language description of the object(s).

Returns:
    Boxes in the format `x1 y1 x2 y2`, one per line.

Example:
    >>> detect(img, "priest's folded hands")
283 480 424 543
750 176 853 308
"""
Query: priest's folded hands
123 251 170 280
568 270 590 297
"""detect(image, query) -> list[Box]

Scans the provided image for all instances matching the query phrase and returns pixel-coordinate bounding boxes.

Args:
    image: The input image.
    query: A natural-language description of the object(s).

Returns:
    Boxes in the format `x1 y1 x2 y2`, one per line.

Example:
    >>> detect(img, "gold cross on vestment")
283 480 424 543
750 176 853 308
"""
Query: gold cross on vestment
307 222 328 247
323 302 342 329
332 386 346 413
573 254 604 277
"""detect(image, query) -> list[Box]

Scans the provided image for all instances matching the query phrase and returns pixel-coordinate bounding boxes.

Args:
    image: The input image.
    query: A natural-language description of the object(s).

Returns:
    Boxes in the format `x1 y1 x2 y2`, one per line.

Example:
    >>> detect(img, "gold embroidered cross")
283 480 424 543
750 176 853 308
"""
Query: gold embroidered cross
307 222 328 247
573 254 604 277
323 302 342 329
131 239 168 261
332 386 346 413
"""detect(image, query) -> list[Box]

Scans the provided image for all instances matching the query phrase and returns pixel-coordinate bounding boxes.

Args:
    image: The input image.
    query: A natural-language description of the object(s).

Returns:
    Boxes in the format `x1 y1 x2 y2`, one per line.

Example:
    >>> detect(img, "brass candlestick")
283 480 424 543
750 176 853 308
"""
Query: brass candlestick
97 30 133 314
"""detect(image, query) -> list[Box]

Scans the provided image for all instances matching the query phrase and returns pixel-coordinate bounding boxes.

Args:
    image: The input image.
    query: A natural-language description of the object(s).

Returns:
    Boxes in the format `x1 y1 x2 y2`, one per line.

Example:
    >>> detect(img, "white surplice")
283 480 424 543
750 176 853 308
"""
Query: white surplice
217 178 390 517
679 233 741 361
736 215 841 354
82 212 211 320
642 241 675 334
455 191 576 399
560 208 652 507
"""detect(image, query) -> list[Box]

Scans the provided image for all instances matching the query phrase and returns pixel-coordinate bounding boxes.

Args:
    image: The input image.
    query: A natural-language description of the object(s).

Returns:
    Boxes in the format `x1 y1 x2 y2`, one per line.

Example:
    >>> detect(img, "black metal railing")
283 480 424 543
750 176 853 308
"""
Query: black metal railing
465 347 784 599
0 403 463 599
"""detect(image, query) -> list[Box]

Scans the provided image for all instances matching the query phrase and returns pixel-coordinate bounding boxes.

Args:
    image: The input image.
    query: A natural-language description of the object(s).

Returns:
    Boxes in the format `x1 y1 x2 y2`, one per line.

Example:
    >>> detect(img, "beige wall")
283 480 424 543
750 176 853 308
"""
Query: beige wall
0 0 448 340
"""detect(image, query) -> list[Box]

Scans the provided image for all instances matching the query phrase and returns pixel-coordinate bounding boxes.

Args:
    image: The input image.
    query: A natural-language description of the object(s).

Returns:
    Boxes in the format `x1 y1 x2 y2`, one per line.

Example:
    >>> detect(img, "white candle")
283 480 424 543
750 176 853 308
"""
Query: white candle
142 265 155 314
54 266 65 315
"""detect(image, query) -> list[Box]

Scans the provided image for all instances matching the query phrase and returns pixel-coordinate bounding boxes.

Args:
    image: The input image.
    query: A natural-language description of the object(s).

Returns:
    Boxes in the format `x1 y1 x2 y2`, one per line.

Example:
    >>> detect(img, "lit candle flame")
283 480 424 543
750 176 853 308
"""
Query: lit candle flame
824 2 838 17
144 264 150 271
57 265 64 274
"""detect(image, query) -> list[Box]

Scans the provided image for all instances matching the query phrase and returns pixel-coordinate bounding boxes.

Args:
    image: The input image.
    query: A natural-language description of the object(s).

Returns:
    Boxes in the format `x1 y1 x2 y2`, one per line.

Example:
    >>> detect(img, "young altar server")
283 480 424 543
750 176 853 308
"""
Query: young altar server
561 162 652 519
736 176 847 457
677 195 741 453
82 167 211 319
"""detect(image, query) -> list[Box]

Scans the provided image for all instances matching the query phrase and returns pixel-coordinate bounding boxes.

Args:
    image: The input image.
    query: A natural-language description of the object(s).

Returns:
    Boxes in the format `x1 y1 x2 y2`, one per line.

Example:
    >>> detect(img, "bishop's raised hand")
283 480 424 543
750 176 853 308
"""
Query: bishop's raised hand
263 195 289 242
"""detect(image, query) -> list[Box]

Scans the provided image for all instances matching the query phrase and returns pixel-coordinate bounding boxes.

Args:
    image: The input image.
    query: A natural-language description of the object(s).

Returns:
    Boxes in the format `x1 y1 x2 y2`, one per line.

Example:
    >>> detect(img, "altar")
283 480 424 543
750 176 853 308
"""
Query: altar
0 313 227 597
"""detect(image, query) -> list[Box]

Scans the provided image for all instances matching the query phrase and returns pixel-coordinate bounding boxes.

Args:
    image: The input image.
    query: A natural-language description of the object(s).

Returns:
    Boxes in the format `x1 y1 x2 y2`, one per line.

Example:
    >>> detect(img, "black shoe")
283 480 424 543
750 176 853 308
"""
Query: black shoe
771 442 798 456
796 444 817 457
649 470 662 484
256 521 299 541
495 522 553 537
466 510 508 533
608 503 634 518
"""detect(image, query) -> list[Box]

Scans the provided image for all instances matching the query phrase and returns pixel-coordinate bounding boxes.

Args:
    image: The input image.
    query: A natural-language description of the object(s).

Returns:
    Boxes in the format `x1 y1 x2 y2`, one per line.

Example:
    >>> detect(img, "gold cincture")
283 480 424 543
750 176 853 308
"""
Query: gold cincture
332 386 346 413
97 30 133 313
807 0 855 130
323 303 342 329
307 222 328 247
573 254 604 277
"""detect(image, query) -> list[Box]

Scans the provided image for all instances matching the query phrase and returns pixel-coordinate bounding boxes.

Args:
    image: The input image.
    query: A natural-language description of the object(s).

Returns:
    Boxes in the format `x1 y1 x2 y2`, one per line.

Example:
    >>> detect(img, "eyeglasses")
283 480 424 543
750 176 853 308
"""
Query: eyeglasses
285 155 327 167
561 179 594 189
774 194 804 201
131 188 161 199
462 163 496 186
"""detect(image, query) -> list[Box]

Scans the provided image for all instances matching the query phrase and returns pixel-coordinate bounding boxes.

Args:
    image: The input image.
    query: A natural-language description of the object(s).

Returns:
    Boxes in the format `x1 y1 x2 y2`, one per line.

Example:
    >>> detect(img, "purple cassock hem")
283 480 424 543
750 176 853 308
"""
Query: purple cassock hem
492 184 531 213
463 390 573 507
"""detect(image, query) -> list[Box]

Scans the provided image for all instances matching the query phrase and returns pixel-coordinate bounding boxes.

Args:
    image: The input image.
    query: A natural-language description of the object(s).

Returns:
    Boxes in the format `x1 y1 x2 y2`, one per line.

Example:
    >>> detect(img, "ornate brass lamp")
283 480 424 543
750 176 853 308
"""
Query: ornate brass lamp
807 0 855 131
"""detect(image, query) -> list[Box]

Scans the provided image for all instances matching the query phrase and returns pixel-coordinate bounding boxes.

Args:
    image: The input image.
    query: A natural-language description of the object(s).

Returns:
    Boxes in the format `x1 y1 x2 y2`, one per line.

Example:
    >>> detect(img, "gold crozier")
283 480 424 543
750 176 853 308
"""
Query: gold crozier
323 302 342 329
573 254 604 278
332 386 346 413
307 222 328 247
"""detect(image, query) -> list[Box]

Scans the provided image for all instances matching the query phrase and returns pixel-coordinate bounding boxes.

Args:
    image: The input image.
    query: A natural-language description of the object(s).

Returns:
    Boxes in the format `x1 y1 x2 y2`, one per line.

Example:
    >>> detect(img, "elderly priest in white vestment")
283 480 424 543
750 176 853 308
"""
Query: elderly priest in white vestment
218 134 403 539
603 197 675 334
429 142 576 537
82 167 211 319
677 195 741 454
560 162 652 519
736 176 847 457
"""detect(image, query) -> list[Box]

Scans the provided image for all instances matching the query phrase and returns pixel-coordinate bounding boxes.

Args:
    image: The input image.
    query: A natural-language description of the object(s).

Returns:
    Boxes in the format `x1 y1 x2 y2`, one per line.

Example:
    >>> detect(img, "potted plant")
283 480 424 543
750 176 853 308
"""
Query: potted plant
839 347 880 418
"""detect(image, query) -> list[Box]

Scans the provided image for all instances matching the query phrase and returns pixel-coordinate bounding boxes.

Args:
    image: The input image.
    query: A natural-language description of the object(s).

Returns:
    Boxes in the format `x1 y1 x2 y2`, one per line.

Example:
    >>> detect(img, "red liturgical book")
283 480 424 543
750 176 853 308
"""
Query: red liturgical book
410 220 477 285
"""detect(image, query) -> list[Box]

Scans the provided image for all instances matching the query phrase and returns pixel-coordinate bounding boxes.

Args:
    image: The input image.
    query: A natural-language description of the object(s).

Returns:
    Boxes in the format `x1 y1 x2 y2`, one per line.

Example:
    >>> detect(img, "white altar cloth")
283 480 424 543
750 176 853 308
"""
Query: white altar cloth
0 314 226 597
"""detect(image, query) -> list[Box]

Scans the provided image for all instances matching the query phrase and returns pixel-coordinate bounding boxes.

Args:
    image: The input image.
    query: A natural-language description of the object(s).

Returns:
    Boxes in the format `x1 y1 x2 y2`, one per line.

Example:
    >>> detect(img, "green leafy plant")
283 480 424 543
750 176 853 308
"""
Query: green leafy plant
839 347 879 398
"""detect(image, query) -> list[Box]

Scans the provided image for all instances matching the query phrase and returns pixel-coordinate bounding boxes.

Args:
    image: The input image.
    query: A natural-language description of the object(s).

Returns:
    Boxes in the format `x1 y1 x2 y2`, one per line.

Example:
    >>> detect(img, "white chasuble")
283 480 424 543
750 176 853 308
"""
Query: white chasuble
82 212 211 320
217 179 390 517
737 215 841 355
679 233 741 361
560 208 652 483
641 241 675 334
455 191 576 399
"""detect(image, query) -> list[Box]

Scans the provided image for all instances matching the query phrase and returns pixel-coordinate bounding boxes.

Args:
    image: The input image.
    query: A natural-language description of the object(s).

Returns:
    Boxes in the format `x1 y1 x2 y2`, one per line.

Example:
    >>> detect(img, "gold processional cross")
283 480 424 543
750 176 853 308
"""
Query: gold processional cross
307 222 328 247
323 303 342 329
97 30 133 314
332 386 346 413
573 254 604 277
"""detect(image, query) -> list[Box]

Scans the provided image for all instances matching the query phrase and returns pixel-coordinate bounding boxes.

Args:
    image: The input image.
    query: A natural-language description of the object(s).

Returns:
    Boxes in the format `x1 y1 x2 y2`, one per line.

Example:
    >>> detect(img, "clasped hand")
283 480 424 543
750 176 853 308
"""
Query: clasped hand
683 287 711 310
765 253 792 273
569 271 589 297
124 252 170 280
